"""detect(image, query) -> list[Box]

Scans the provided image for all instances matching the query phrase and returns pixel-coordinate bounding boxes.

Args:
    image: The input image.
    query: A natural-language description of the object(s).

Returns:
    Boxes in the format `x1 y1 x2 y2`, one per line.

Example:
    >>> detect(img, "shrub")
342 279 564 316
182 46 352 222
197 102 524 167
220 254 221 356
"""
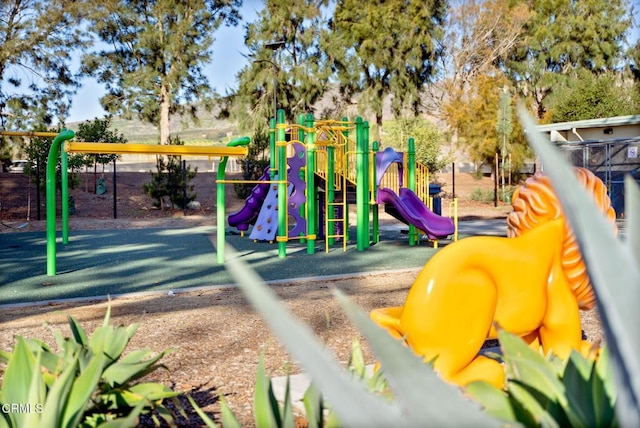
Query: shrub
143 136 197 209
0 305 189 427
470 187 494 203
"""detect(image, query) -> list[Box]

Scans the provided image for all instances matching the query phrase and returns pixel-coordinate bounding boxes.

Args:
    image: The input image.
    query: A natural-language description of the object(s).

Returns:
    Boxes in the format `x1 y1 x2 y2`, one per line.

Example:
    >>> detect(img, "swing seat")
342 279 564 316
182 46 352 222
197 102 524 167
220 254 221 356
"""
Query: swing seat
0 202 30 229
1 220 29 229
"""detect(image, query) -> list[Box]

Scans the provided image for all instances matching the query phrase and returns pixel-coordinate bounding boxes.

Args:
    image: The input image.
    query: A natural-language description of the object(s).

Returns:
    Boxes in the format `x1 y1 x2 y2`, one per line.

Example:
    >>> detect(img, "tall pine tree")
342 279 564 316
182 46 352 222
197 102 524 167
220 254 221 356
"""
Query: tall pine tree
326 0 446 141
81 0 241 144
232 0 331 128
505 0 632 118
0 0 89 128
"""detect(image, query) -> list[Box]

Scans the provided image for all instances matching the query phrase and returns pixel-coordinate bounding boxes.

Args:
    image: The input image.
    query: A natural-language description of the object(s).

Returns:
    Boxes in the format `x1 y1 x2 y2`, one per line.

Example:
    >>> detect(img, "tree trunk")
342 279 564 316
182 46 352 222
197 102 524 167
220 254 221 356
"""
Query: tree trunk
159 84 170 145
375 112 383 143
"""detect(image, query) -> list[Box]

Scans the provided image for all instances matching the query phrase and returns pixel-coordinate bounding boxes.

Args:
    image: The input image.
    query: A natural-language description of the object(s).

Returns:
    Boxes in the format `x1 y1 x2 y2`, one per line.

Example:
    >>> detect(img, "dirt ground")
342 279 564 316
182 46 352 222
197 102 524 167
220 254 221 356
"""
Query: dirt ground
0 170 603 426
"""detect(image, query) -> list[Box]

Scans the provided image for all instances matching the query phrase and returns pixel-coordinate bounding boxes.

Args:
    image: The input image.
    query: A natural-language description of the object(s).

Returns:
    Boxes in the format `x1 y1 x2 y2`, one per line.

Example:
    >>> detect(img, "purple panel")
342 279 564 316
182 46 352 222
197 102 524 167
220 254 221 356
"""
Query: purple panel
375 147 403 187
378 187 454 240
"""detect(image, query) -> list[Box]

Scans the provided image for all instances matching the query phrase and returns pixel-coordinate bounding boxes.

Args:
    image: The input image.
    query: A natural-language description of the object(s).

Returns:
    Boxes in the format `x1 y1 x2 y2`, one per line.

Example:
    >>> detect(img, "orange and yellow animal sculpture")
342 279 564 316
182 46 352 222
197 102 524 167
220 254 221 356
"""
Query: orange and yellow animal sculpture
370 168 616 388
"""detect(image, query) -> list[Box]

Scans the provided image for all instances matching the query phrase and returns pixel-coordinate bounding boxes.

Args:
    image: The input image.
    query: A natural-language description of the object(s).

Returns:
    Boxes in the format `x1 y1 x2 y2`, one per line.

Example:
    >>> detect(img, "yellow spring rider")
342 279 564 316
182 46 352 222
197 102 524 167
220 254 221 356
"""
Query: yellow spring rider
370 168 616 388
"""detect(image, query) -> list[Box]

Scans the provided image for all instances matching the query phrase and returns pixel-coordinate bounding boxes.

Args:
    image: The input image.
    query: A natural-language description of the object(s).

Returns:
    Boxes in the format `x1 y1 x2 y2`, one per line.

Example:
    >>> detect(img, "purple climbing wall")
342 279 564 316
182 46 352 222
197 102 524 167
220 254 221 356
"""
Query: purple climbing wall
249 143 307 241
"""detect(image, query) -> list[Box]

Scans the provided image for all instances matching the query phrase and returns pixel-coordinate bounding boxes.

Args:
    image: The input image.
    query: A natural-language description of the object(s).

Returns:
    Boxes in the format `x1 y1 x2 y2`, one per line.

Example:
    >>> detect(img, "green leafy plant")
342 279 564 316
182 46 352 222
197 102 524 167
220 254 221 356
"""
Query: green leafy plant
143 136 197 209
0 305 187 427
470 187 495 203
468 329 616 426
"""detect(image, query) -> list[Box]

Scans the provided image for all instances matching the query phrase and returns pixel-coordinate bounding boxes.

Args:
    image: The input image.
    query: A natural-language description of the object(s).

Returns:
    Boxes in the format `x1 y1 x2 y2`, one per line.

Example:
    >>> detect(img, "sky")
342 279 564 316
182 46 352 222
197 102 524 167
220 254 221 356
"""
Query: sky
66 2 261 123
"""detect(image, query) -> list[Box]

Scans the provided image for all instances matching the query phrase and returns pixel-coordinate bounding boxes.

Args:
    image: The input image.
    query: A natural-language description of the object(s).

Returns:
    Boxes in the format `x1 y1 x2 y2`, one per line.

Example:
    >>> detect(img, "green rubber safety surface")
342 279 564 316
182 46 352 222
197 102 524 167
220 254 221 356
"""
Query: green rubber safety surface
0 225 441 306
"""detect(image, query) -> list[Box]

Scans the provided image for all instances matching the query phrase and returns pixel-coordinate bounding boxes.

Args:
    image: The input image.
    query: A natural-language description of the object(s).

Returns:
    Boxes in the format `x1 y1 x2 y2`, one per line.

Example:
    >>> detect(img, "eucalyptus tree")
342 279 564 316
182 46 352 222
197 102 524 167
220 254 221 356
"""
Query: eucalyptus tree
547 70 640 123
505 0 632 119
325 0 447 141
0 0 90 128
81 0 241 145
232 0 331 129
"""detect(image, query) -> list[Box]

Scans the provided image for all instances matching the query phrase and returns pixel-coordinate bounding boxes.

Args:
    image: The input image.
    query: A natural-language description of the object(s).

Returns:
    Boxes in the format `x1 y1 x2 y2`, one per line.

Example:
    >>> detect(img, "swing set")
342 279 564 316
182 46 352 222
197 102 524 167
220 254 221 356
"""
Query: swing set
0 131 58 229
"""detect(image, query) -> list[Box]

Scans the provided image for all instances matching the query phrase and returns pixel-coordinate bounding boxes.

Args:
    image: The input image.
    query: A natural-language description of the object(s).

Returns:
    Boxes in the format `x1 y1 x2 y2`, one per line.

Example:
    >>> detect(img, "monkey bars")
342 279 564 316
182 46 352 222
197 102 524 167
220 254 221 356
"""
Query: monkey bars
46 131 250 275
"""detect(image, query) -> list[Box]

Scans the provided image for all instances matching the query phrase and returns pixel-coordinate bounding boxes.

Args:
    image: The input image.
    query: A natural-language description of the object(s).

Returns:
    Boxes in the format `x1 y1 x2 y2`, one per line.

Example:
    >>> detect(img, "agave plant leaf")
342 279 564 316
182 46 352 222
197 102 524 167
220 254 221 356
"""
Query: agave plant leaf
121 382 180 403
90 324 138 363
302 382 324 428
22 337 59 374
67 315 89 346
94 400 146 428
562 357 591 418
61 352 107 428
561 351 610 426
224 246 404 427
40 349 81 428
466 381 519 423
219 395 242 428
333 289 505 427
348 339 367 379
102 349 168 387
2 338 39 427
0 349 10 365
498 329 567 407
187 394 221 428
519 106 640 426
0 407 10 428
596 346 617 405
280 373 295 428
626 174 640 263
253 355 282 428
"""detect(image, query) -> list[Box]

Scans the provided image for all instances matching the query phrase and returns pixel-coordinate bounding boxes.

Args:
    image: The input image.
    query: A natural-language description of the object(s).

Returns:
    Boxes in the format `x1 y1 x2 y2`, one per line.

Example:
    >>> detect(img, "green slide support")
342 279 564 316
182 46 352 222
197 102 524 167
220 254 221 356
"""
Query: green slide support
217 136 251 264
363 120 370 248
61 148 69 244
407 138 417 246
355 117 367 251
46 129 76 276
305 113 317 254
372 141 379 243
276 109 287 258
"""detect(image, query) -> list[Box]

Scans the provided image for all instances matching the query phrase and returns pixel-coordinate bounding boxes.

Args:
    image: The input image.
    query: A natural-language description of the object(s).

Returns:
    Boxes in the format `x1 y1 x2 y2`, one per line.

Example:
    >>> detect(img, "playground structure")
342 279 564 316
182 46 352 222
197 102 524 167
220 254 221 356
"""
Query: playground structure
11 110 455 276
225 110 457 256
370 167 616 388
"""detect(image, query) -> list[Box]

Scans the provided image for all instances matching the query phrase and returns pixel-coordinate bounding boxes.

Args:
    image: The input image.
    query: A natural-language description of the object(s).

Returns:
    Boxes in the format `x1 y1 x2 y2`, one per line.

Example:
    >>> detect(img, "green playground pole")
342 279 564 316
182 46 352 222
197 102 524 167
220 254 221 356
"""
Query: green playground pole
46 129 75 276
277 109 287 258
305 113 317 254
269 117 276 181
372 141 379 243
216 136 251 264
407 137 417 246
355 117 367 251
61 147 69 244
363 121 370 248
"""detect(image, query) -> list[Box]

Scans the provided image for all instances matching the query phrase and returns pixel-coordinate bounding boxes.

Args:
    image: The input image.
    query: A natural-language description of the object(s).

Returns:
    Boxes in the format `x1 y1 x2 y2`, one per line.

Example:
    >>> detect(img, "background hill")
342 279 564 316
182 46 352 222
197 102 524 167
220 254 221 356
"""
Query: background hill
68 106 240 145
